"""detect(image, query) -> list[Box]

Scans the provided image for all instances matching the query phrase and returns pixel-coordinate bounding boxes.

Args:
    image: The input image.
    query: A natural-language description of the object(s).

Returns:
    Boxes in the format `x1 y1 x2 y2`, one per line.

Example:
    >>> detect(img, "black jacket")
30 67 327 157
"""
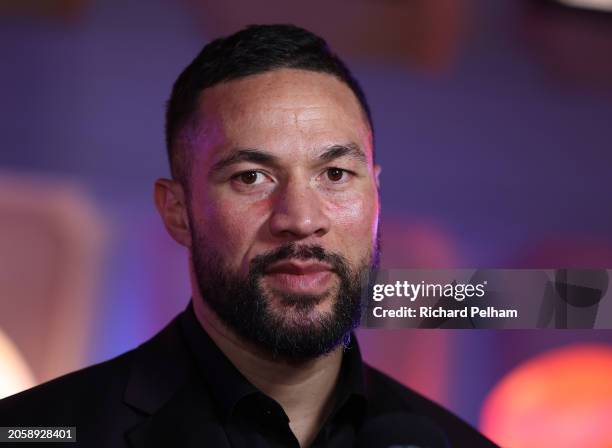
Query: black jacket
0 307 497 447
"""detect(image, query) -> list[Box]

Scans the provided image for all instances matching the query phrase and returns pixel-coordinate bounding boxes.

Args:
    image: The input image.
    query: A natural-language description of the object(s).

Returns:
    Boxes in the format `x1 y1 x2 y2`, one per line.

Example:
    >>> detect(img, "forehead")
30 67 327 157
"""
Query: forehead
190 68 372 161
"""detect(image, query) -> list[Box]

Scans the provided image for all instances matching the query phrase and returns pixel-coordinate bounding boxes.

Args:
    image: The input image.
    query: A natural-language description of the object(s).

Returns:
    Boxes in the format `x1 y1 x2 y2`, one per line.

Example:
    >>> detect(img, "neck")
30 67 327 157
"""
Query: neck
193 296 343 448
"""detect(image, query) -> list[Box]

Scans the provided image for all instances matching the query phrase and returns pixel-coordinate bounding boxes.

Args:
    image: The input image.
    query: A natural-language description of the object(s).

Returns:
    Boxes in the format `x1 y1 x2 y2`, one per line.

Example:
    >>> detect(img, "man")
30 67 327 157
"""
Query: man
0 25 496 447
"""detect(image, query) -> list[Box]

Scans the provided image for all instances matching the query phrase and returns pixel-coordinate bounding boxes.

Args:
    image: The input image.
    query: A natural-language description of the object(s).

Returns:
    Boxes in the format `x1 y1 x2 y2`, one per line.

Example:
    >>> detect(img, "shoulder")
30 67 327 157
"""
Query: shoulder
0 349 135 426
0 312 189 433
363 363 499 447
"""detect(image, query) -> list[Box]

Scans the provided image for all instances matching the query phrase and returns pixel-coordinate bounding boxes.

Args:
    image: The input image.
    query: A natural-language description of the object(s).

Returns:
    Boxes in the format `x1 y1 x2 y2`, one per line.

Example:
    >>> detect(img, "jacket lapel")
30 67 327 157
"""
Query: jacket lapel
122 314 231 448
125 379 230 447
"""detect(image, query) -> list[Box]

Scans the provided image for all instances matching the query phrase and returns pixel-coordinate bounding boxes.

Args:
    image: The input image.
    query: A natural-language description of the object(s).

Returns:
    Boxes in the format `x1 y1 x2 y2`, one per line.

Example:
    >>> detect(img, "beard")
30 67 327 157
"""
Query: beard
190 227 380 361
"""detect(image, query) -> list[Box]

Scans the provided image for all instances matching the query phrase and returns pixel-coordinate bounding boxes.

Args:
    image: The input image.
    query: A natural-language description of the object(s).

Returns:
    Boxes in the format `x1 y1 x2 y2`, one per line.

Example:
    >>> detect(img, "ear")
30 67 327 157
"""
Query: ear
374 164 382 189
154 178 192 248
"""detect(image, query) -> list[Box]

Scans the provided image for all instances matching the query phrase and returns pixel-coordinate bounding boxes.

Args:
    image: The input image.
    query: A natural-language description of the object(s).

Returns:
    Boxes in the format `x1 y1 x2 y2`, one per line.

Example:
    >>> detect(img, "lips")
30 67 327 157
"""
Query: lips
265 261 333 275
264 261 334 294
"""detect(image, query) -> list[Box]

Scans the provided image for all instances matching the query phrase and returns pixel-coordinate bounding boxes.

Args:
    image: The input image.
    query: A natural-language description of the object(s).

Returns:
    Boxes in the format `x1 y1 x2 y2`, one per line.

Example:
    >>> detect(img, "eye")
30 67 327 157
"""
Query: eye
233 170 267 185
325 167 349 182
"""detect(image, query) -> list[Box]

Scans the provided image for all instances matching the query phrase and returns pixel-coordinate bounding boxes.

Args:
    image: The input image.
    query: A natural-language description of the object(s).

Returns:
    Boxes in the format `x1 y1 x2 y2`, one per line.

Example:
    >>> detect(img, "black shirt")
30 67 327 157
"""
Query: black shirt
179 303 366 447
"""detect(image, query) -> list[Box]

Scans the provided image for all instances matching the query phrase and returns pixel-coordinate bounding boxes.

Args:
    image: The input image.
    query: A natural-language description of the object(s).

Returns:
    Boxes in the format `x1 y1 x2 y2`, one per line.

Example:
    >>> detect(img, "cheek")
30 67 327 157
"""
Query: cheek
326 190 379 246
197 194 272 264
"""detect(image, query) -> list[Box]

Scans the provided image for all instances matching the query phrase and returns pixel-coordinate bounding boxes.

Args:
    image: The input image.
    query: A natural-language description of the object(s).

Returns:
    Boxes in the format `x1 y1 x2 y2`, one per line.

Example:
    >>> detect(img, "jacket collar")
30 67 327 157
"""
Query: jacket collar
122 313 192 414
122 309 231 447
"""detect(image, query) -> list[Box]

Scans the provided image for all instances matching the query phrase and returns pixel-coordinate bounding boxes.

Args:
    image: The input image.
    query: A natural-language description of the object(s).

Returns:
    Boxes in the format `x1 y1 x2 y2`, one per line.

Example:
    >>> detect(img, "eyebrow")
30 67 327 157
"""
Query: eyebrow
210 148 281 173
318 143 367 164
209 142 367 174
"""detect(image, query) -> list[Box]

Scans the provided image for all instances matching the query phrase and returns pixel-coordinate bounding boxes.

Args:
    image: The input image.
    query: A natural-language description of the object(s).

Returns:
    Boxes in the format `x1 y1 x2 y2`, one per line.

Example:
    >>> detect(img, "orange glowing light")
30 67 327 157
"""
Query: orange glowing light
480 344 612 448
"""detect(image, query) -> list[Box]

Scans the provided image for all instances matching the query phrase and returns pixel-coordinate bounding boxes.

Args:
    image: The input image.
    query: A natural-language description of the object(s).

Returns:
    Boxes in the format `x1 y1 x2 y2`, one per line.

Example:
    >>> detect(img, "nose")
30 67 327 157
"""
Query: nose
268 179 331 240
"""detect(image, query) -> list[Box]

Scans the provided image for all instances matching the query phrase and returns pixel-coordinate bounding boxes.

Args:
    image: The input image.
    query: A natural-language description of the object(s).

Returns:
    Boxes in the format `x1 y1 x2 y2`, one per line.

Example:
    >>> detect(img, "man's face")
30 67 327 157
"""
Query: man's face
183 68 380 360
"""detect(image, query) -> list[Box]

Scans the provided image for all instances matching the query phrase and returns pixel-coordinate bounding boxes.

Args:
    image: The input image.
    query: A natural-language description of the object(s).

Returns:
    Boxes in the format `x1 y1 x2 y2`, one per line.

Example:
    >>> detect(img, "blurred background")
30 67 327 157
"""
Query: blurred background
1 0 612 446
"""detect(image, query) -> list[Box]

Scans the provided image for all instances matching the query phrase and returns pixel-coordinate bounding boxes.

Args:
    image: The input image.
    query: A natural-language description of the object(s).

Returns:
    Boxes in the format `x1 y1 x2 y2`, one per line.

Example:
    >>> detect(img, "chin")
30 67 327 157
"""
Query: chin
269 294 336 322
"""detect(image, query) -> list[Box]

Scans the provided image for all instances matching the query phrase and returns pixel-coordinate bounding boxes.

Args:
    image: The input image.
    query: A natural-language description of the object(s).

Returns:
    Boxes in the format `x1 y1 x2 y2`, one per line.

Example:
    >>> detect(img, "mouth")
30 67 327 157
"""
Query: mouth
263 261 335 295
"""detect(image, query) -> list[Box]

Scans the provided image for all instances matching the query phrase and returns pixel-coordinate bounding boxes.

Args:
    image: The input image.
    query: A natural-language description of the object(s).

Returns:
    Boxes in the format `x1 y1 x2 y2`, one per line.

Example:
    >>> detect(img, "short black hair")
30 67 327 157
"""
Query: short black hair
165 24 373 185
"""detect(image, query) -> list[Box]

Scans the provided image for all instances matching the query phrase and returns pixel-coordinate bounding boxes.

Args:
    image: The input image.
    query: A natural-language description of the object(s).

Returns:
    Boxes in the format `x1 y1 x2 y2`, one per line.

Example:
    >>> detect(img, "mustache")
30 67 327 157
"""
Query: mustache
249 243 350 277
